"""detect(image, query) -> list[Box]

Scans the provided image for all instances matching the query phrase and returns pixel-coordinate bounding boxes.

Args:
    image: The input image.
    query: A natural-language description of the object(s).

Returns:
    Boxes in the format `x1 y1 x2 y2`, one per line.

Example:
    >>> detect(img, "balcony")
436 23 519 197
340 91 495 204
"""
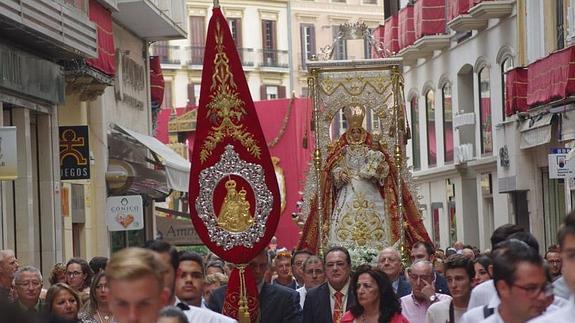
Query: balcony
0 0 97 59
113 0 187 41
259 49 289 69
395 0 449 65
185 46 256 68
447 0 514 33
152 44 181 65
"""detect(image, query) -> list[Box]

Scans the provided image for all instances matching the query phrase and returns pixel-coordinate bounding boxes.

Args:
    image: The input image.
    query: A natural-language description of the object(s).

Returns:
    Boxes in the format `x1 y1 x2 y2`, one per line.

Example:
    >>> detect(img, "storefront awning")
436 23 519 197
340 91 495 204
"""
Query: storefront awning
519 113 554 149
112 124 190 192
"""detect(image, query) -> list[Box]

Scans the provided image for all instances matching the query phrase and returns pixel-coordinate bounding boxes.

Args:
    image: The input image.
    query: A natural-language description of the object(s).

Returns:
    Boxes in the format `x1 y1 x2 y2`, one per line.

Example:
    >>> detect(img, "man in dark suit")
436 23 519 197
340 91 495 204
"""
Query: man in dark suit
302 246 354 323
208 249 302 323
377 247 412 297
411 241 450 295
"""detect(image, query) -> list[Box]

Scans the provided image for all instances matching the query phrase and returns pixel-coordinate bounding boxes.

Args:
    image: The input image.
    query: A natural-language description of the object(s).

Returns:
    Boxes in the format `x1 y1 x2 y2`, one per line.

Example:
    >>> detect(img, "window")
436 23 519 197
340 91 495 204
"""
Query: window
300 24 316 69
187 83 201 106
442 83 453 163
332 26 347 60
478 67 492 156
189 16 205 65
411 97 421 170
384 0 400 19
262 20 277 66
426 90 436 167
229 18 242 48
364 0 378 4
542 169 566 249
260 85 286 100
501 57 514 121
557 0 565 50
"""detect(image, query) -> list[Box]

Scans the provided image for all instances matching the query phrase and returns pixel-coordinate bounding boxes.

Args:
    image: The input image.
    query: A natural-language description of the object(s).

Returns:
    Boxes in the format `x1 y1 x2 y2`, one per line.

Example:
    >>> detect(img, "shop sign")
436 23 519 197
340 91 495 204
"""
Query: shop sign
0 127 17 180
156 215 202 245
106 195 144 231
59 126 90 180
548 148 575 179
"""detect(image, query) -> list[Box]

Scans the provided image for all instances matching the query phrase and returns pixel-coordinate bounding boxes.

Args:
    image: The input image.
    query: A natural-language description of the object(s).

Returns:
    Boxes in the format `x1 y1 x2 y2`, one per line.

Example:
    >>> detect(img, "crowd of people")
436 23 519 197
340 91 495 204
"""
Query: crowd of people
1 210 575 323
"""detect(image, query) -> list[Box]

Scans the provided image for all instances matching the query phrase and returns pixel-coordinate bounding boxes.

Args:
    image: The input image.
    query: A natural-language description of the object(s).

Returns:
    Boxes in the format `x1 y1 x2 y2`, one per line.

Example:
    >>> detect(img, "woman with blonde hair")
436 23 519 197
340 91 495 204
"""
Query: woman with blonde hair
79 271 116 323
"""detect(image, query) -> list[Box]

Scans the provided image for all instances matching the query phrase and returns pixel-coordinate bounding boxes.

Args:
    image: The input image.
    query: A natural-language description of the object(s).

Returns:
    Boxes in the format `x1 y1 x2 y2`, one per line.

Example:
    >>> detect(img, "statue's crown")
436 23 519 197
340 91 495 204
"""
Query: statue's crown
344 105 365 128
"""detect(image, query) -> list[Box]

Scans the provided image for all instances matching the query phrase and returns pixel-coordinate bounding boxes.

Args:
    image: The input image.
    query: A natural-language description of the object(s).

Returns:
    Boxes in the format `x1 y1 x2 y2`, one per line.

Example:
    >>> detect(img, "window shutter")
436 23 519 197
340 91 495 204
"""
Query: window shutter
260 85 267 100
300 24 306 69
310 25 316 56
278 86 286 99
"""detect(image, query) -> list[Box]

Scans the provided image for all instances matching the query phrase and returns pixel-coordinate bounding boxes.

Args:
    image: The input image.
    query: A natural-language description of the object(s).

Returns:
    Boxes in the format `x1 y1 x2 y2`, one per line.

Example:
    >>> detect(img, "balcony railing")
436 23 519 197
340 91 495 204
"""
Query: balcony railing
185 46 257 67
259 49 289 68
152 44 181 65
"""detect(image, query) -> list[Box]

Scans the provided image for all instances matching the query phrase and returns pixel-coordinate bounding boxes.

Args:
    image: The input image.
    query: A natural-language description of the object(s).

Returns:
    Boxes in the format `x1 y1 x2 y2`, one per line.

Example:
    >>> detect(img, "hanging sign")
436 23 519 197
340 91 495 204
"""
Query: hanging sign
106 195 144 231
0 127 17 180
59 126 90 180
549 148 575 179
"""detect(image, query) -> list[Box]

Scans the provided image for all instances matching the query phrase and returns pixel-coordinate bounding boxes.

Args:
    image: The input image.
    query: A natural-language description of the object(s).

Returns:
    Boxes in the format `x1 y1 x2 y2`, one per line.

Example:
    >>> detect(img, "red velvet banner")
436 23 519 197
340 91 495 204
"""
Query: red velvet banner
398 5 415 51
150 56 164 109
415 0 447 39
505 67 528 117
384 15 399 54
527 46 575 107
86 0 115 76
188 7 280 265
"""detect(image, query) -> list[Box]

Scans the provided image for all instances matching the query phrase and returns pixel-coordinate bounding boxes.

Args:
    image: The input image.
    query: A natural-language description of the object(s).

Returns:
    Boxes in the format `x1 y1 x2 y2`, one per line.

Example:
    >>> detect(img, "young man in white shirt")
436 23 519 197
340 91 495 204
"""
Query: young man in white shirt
427 255 473 323
531 211 575 323
480 239 550 323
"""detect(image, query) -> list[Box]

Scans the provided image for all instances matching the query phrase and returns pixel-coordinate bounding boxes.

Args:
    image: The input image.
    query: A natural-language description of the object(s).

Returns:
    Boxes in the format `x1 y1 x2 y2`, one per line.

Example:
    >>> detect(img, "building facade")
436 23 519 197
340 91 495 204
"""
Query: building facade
392 0 516 250
0 0 98 276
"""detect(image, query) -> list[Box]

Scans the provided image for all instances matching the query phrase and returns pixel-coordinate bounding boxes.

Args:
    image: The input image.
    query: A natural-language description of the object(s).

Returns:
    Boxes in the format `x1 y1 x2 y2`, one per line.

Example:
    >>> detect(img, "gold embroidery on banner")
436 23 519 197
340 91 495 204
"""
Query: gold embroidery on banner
217 179 254 232
200 20 261 163
335 192 384 247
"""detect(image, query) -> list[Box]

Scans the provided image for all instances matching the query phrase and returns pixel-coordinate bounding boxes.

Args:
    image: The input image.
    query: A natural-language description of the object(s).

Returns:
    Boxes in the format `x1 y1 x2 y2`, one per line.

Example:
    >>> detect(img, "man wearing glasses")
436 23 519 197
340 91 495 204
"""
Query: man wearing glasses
401 260 451 323
296 255 325 309
479 239 551 323
303 246 354 323
13 266 43 313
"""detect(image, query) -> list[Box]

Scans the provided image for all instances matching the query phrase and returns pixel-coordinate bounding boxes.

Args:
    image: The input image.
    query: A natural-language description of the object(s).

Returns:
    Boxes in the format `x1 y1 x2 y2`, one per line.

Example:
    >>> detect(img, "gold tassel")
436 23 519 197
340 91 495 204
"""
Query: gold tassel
238 266 251 323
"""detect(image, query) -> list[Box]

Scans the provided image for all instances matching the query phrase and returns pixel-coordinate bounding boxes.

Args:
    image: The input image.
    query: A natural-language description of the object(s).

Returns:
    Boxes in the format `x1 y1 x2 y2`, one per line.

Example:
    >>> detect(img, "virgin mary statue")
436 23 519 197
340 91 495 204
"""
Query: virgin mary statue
298 105 430 254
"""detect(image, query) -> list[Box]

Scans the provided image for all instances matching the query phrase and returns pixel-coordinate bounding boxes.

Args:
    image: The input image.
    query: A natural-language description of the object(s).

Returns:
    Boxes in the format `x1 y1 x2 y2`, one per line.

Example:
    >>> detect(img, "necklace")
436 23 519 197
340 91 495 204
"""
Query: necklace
96 310 113 322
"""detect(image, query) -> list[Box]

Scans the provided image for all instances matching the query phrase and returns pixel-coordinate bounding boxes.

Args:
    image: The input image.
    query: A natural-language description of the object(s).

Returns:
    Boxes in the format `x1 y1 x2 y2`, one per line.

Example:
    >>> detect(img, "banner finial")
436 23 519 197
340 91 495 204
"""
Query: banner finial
214 0 220 8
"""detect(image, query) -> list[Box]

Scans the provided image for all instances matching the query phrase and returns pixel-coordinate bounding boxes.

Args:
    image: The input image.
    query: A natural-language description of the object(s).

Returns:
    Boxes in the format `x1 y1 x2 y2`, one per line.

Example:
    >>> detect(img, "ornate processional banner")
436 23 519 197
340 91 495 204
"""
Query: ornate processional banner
188 6 281 322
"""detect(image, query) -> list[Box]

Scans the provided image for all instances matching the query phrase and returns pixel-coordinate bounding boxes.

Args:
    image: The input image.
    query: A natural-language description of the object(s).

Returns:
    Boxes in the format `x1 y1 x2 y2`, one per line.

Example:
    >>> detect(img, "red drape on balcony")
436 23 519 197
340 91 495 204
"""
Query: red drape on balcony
505 67 528 116
414 0 446 39
527 46 575 107
150 56 165 110
384 15 399 54
371 25 385 58
399 5 415 51
86 0 115 76
447 0 474 21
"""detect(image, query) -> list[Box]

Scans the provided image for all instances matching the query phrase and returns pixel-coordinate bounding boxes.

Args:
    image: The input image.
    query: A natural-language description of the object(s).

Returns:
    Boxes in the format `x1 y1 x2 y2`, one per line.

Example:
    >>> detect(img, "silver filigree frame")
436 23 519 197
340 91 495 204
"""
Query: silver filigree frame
315 20 391 61
195 145 273 250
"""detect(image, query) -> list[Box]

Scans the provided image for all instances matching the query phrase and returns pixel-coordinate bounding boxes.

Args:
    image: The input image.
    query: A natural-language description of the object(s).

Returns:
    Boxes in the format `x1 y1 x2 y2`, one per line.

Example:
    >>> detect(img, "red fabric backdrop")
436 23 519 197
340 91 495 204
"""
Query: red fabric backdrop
505 67 528 117
384 15 399 54
86 0 115 76
527 46 575 107
447 0 473 21
415 0 447 39
372 25 385 58
398 5 415 51
156 98 313 249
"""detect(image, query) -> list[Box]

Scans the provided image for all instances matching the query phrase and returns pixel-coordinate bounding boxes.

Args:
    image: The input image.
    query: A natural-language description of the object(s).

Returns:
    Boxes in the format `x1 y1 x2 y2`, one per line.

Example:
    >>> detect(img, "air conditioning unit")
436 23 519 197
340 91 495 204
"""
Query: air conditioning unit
455 143 474 164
